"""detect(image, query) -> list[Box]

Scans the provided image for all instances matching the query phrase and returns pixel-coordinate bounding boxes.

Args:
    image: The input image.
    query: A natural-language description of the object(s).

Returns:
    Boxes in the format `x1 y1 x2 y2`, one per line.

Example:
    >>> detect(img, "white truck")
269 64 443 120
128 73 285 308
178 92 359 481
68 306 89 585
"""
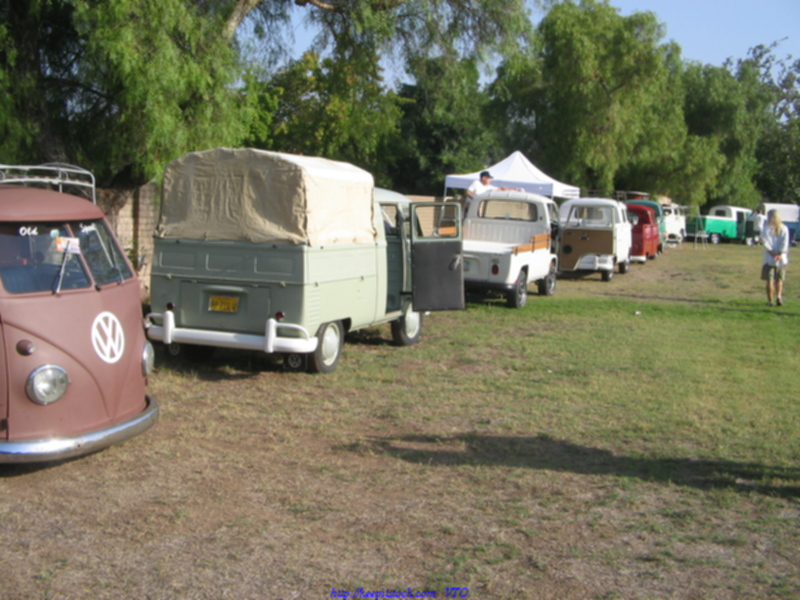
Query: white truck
662 203 687 243
461 190 559 308
145 148 464 373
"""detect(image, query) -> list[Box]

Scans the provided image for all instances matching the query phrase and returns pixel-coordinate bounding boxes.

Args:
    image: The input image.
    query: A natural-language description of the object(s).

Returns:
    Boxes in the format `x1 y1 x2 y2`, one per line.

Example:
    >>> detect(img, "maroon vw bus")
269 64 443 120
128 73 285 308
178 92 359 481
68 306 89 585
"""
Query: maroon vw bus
0 164 158 463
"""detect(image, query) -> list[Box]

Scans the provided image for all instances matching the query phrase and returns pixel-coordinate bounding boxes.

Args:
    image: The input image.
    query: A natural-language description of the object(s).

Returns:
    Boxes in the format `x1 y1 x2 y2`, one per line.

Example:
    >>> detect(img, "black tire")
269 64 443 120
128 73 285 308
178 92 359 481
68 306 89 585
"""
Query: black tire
602 268 614 282
709 232 721 244
507 269 528 308
391 305 423 346
170 343 215 362
537 262 557 296
309 320 344 374
618 260 630 274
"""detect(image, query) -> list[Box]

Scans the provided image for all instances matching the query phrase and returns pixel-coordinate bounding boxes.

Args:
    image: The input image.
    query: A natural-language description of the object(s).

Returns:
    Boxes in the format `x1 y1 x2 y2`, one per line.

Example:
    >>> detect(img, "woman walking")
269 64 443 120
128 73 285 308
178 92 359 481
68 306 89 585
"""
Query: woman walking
761 209 790 306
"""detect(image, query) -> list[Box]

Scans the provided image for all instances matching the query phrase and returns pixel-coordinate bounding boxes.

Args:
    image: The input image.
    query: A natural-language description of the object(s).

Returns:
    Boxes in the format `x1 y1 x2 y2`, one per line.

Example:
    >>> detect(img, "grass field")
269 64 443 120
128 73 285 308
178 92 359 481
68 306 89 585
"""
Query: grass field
1 242 798 600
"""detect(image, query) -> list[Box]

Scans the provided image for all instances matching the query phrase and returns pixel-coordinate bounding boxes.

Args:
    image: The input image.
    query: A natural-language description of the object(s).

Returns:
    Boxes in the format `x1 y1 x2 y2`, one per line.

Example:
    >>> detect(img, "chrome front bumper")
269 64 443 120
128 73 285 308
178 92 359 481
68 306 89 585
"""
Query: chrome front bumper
0 395 160 464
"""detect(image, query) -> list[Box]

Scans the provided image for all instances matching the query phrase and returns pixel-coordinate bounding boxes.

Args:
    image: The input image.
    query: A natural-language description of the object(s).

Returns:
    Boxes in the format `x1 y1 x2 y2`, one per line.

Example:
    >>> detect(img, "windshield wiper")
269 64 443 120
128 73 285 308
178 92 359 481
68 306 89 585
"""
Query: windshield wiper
53 239 74 295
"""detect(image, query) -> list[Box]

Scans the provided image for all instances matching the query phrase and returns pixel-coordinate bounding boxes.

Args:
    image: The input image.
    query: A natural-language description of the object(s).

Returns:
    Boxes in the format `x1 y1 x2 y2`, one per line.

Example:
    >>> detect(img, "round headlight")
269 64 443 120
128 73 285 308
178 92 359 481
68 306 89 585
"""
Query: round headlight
26 365 70 405
142 341 155 377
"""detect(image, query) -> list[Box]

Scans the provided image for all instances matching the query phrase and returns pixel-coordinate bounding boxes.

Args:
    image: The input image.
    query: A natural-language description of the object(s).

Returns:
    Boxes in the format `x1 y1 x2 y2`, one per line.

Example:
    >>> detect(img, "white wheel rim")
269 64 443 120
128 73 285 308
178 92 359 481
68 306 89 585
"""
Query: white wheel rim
404 309 421 338
320 324 341 365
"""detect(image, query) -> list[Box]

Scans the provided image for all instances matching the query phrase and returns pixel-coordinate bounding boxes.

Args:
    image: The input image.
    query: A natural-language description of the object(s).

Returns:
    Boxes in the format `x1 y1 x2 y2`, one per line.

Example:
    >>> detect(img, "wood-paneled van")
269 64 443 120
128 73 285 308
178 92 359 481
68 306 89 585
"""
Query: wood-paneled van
558 198 632 281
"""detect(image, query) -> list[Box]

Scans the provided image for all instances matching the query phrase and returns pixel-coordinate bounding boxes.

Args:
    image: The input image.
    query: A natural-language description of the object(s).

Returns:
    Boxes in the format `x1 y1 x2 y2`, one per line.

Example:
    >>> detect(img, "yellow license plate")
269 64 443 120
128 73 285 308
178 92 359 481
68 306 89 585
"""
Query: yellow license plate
209 295 239 313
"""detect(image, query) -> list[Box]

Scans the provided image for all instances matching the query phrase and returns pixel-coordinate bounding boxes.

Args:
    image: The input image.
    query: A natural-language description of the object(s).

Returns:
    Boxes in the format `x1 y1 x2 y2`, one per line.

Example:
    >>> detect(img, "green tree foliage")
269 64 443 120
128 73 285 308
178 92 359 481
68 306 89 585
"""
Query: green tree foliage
244 0 531 188
755 52 800 203
0 0 532 188
0 0 256 187
492 0 706 199
384 56 501 195
2 0 795 206
241 0 531 189
247 50 402 184
529 0 672 191
683 55 774 208
0 1 80 164
491 0 786 207
293 0 531 66
615 46 724 207
0 19 31 163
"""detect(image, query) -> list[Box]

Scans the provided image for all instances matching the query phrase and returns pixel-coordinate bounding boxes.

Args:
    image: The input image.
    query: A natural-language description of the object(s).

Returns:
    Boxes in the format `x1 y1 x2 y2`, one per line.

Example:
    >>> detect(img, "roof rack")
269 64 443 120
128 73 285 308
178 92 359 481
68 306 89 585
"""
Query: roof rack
0 163 96 203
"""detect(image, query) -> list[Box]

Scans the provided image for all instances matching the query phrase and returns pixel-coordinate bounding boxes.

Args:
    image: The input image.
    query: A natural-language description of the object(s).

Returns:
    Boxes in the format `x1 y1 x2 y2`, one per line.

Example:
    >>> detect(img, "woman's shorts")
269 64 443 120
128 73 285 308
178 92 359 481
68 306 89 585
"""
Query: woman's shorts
762 264 787 282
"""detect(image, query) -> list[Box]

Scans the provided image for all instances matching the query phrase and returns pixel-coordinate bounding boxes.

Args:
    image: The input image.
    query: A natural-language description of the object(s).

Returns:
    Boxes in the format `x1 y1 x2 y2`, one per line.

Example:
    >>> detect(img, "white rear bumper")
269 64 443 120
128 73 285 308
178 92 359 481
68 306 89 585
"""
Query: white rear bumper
145 310 319 354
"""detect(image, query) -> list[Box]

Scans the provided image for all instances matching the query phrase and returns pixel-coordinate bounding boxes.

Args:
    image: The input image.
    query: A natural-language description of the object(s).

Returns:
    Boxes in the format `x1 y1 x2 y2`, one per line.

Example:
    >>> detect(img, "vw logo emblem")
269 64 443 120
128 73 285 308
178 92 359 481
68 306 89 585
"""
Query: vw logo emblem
91 311 125 364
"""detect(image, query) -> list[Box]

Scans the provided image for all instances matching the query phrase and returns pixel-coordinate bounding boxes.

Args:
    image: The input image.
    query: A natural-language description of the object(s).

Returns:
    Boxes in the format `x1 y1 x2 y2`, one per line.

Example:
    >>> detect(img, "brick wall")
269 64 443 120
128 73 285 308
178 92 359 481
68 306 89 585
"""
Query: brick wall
101 183 158 298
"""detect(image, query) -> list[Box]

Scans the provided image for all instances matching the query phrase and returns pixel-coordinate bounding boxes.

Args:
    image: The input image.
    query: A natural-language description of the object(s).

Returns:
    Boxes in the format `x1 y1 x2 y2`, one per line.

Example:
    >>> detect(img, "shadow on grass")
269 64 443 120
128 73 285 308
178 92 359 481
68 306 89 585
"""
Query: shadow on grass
152 327 397 380
556 271 620 283
356 433 800 501
153 345 280 380
0 452 104 478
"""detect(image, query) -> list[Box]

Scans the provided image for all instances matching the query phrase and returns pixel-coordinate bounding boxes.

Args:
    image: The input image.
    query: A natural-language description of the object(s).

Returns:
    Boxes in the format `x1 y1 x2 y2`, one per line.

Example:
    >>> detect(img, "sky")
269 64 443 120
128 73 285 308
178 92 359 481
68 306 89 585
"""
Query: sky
608 0 800 66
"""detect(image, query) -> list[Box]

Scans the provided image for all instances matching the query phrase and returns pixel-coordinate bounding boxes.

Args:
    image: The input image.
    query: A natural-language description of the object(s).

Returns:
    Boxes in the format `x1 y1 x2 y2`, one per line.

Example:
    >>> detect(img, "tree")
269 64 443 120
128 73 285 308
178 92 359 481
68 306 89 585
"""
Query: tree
247 49 402 184
683 56 774 208
244 0 531 188
0 0 257 187
755 51 800 203
1 0 533 188
614 45 724 207
384 56 501 195
493 0 681 193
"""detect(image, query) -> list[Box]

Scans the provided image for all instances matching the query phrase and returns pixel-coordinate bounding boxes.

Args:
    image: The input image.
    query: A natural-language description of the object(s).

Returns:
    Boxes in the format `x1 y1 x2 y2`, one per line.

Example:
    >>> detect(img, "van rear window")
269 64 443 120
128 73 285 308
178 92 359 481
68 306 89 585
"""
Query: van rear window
565 206 614 227
478 200 538 221
0 220 132 294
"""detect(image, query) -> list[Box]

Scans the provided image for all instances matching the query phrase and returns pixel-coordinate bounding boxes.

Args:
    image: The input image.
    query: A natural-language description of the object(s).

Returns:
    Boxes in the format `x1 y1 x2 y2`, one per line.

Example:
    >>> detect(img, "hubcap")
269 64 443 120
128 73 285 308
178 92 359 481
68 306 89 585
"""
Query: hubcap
404 309 421 338
517 274 527 303
286 354 303 369
320 324 341 365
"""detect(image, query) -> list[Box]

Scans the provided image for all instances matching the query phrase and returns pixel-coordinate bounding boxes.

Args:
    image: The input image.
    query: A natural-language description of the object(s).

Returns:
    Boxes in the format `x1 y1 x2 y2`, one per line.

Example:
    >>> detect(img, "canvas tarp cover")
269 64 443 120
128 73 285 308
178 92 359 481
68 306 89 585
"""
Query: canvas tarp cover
444 151 580 199
156 147 377 245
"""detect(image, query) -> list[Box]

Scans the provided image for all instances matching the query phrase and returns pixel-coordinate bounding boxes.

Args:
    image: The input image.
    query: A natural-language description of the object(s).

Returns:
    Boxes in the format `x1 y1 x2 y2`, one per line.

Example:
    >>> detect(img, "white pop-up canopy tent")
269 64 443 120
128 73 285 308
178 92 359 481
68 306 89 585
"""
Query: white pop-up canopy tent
444 151 580 199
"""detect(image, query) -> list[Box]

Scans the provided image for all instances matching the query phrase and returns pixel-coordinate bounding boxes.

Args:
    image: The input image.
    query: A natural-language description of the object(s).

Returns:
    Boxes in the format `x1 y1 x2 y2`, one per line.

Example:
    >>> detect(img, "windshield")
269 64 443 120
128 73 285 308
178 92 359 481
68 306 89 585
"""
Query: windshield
0 219 132 294
75 221 132 285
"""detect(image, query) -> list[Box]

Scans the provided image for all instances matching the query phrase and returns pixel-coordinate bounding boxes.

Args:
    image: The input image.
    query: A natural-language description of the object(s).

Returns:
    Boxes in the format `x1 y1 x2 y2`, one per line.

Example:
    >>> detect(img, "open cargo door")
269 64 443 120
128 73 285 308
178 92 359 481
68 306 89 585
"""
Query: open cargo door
410 202 464 311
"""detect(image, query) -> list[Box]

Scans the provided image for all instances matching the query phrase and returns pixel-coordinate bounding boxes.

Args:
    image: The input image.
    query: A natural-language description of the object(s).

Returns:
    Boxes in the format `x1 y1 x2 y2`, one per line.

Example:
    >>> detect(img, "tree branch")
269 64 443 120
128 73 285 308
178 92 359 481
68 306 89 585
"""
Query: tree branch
224 0 264 41
294 0 337 10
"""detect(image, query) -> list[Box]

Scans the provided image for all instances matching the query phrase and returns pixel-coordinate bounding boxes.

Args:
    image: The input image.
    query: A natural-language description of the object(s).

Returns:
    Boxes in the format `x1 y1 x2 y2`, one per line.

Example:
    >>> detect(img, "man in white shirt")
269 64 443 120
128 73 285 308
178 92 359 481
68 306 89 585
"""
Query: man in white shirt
750 208 766 244
466 171 497 200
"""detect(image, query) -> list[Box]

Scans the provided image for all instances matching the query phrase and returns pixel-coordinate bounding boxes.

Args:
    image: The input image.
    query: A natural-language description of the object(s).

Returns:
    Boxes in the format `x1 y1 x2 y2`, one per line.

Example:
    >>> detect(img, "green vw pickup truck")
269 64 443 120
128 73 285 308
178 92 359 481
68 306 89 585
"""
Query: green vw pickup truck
146 148 463 373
